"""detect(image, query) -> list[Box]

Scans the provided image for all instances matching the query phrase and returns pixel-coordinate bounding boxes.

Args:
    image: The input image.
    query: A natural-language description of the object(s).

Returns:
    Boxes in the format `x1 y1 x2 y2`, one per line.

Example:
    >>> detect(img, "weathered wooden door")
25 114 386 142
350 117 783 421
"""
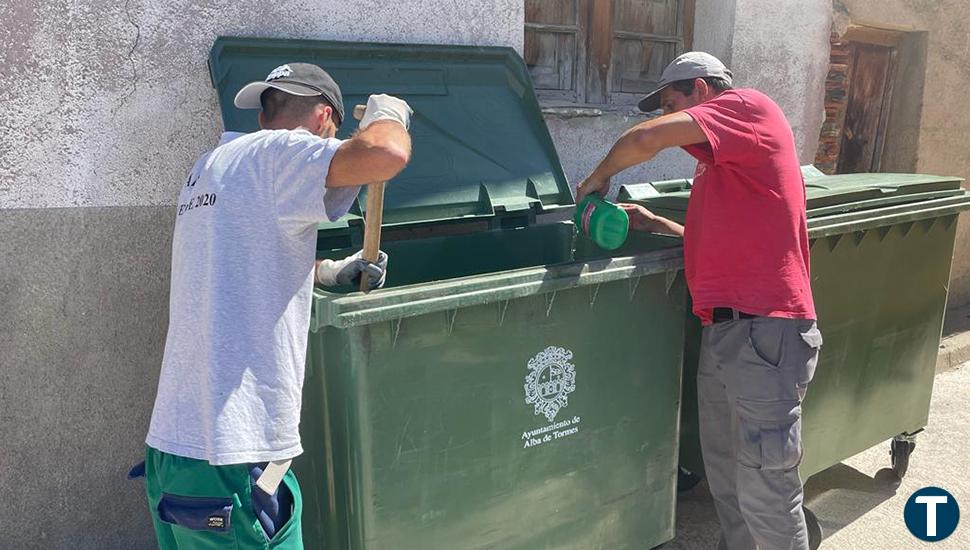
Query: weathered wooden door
838 43 897 173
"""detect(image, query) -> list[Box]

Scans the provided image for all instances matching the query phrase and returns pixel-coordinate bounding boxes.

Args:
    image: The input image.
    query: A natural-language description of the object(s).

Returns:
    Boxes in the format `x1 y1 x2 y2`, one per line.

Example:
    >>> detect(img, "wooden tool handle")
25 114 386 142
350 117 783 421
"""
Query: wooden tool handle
354 103 386 292
359 182 385 292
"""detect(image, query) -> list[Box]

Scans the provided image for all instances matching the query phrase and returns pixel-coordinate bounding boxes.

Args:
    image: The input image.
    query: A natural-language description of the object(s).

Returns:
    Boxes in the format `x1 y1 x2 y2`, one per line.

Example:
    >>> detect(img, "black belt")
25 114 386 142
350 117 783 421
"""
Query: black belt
712 307 757 323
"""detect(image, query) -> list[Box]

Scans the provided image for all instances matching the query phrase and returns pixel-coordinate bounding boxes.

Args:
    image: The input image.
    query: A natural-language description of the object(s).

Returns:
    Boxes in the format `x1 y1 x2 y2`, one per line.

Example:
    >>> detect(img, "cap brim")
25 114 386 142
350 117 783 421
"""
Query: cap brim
233 81 323 109
637 85 669 113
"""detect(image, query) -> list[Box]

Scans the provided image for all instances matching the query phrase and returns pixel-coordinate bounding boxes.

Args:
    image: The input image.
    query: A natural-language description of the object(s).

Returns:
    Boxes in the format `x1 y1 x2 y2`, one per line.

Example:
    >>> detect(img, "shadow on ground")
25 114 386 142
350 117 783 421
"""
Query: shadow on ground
804 464 901 540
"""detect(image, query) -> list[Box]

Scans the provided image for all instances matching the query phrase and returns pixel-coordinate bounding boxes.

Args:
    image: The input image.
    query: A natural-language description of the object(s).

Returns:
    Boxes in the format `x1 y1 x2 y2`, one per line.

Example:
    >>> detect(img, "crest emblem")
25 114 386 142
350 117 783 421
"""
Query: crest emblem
266 64 293 81
524 346 577 422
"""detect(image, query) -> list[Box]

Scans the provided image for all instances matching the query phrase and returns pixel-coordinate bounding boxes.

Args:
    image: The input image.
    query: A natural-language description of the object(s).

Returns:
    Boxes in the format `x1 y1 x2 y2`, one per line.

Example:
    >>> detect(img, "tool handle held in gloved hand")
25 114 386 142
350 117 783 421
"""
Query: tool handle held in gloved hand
316 251 388 290
354 102 386 292
360 183 384 292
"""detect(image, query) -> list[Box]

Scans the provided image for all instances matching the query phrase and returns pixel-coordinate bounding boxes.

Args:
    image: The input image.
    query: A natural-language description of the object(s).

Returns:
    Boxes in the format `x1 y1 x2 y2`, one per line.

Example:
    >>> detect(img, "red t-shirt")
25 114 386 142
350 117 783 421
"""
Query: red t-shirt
681 89 816 325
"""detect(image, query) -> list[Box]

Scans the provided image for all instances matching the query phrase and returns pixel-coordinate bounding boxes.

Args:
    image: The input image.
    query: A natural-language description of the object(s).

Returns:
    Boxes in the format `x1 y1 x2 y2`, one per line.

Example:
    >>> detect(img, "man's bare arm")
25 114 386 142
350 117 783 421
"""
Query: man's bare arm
576 112 707 201
619 203 684 237
326 120 411 187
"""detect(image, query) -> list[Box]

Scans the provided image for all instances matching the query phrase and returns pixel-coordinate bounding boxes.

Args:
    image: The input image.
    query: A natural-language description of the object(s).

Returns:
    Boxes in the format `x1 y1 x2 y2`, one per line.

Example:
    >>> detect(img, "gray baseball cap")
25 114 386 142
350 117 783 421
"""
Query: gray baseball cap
234 62 345 126
638 51 733 112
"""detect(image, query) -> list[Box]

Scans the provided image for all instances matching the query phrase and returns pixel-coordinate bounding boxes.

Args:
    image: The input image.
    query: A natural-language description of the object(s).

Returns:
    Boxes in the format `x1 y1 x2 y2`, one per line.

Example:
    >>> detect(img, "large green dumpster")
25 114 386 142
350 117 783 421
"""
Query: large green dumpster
618 171 970 482
209 37 688 550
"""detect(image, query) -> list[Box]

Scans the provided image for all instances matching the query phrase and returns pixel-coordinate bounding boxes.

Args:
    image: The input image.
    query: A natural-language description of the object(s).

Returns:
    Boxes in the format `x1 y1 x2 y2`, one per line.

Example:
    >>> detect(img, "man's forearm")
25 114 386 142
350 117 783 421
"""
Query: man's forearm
622 202 686 237
577 112 706 201
647 216 685 237
595 112 708 178
327 120 411 187
353 120 412 163
590 123 661 181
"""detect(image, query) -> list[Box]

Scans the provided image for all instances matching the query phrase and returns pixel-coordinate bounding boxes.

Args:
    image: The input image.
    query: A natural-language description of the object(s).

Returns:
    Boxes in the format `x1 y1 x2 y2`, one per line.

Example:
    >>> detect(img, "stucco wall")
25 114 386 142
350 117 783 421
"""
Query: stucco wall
0 206 174 549
0 1 521 548
731 0 832 163
834 0 970 308
693 0 738 67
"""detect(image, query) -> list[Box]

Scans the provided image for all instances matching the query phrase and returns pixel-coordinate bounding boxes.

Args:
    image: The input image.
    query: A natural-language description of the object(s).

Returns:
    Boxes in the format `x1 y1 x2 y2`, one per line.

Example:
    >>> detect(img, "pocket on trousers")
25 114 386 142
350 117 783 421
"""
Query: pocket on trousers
796 325 823 390
746 318 784 368
127 461 146 480
800 325 823 350
735 398 802 471
253 472 303 547
157 493 233 533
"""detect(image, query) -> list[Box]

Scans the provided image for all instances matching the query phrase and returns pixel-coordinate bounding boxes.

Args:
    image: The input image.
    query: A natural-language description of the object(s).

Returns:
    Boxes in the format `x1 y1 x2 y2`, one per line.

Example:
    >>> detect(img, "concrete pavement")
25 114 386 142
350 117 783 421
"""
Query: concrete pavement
666 360 970 549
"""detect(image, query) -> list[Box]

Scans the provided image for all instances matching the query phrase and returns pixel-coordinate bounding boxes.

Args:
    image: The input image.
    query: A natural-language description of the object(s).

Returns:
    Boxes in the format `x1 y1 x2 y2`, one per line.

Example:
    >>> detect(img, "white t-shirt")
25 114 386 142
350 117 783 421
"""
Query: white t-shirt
146 129 359 465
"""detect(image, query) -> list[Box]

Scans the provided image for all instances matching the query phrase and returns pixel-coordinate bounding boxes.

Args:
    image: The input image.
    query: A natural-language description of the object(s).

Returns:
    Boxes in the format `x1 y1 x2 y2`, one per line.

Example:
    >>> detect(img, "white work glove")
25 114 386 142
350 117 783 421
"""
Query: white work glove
358 94 412 131
316 251 389 290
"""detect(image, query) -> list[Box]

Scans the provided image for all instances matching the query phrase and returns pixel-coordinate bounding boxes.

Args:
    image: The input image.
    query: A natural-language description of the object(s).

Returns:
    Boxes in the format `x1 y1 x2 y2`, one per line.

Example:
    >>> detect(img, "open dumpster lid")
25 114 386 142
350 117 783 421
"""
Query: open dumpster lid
619 171 966 218
208 37 574 231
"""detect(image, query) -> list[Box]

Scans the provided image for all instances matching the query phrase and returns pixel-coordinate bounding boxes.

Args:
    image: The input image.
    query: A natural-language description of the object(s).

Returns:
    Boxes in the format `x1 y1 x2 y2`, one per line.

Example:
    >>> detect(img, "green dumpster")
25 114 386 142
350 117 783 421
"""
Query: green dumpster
209 37 688 550
618 171 970 483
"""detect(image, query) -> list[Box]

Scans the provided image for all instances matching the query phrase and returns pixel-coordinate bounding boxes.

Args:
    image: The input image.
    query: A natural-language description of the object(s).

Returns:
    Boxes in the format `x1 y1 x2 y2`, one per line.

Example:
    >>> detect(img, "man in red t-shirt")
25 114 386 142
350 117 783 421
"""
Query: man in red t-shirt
577 52 823 550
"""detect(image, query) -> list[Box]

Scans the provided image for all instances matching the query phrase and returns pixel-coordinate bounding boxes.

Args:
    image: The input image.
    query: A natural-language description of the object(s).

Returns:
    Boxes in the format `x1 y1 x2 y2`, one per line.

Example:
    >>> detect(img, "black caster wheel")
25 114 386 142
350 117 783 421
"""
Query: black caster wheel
804 506 822 550
677 466 703 493
891 437 916 480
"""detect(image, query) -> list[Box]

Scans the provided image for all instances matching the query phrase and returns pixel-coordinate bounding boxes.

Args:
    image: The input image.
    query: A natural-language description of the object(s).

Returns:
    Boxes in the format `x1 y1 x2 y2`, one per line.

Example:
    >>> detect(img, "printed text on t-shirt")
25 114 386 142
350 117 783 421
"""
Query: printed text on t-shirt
178 193 217 216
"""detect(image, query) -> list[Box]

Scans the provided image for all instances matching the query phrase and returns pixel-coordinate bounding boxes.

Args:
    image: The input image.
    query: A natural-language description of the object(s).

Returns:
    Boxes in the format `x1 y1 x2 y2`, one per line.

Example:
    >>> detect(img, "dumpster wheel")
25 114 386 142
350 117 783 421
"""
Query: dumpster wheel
891 432 919 480
804 506 822 550
677 467 704 493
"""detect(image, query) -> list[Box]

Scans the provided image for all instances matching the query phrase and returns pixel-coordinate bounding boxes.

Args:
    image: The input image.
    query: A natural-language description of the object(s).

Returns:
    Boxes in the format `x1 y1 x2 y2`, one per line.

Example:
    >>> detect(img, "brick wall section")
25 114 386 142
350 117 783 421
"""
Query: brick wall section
815 36 853 174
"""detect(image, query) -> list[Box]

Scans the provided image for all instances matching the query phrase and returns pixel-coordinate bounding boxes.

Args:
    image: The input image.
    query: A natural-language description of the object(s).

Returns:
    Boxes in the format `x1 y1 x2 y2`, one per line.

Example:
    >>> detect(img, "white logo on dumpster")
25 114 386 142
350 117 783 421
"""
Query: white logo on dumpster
525 346 576 422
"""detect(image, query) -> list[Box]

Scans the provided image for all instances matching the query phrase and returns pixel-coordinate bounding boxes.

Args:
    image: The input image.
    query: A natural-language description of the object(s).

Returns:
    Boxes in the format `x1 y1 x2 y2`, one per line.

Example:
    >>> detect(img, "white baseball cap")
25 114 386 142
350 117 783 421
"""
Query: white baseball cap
638 52 733 112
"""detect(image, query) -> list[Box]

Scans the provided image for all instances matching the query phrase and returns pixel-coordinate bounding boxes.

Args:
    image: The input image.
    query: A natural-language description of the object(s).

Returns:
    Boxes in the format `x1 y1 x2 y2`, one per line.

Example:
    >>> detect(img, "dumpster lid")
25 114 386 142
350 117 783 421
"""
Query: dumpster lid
208 37 573 229
619 171 967 217
802 173 965 214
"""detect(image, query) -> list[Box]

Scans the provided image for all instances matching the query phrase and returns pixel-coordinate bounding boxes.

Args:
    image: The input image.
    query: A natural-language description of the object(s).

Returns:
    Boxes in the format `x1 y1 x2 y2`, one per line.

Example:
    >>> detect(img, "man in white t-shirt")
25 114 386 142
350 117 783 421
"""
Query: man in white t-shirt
134 63 412 549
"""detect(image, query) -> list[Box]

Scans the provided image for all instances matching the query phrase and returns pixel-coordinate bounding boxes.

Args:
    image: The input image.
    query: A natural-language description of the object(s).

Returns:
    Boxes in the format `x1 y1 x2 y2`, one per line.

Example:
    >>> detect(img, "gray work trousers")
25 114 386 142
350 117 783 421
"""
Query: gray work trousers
698 316 823 550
